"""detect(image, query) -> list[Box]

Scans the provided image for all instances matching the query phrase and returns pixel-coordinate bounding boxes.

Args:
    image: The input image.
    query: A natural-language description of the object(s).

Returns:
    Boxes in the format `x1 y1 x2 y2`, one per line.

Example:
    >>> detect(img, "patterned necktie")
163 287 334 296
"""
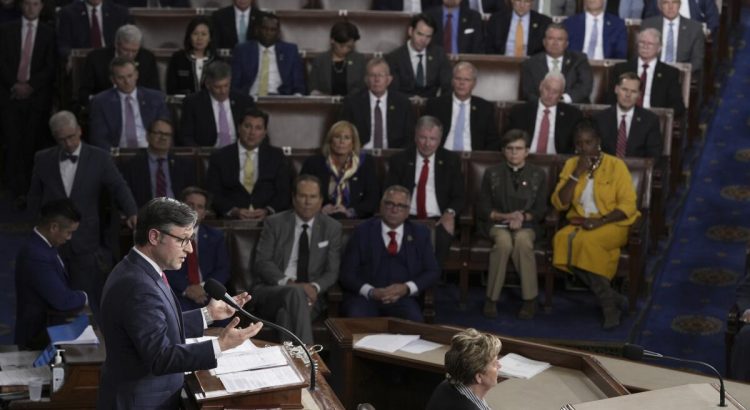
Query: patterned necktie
238 13 248 43
217 101 231 147
587 18 598 58
90 7 102 48
638 63 649 106
387 231 398 255
443 13 453 54
374 99 384 148
124 96 138 148
242 149 255 193
297 224 309 282
155 158 167 197
665 22 675 63
258 48 270 96
416 54 425 87
514 19 524 57
452 102 466 151
416 158 429 219
616 114 627 158
537 108 550 153
186 239 200 285
551 58 560 73
17 22 34 83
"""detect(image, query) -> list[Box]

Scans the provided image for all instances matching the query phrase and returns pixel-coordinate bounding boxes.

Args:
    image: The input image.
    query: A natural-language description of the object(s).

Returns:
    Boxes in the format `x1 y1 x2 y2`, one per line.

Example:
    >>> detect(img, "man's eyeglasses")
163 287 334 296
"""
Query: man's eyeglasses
158 230 195 248
383 200 410 211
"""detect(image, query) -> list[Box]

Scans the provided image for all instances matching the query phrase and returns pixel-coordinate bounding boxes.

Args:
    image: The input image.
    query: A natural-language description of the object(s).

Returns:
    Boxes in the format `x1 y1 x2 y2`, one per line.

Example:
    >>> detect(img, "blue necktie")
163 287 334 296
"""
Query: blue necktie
238 14 247 43
665 22 675 63
453 102 466 151
587 18 598 58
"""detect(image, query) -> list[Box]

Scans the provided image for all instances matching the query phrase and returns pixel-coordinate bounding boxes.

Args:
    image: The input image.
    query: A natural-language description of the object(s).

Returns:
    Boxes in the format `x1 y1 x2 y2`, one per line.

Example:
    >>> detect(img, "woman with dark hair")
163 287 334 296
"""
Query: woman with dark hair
166 15 219 95
551 120 639 329
308 21 367 96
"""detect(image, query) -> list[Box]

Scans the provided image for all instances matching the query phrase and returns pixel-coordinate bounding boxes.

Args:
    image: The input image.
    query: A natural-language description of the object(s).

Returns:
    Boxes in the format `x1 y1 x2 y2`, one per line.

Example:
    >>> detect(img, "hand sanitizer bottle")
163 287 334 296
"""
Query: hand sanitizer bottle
51 349 65 393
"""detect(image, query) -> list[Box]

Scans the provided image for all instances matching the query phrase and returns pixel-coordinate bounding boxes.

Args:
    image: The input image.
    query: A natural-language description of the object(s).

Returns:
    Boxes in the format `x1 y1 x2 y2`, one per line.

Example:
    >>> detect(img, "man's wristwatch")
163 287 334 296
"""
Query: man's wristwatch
201 307 214 325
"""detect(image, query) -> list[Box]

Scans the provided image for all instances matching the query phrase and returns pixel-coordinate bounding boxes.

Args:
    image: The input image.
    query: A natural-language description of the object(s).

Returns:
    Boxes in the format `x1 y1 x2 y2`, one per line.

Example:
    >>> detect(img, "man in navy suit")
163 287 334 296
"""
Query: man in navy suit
27 110 138 322
231 12 305 96
206 107 292 220
485 0 552 56
88 57 170 150
564 0 628 59
166 187 230 312
97 197 262 408
14 199 87 350
56 0 130 58
211 0 263 49
644 0 718 38
340 185 440 321
118 119 196 208
425 0 485 54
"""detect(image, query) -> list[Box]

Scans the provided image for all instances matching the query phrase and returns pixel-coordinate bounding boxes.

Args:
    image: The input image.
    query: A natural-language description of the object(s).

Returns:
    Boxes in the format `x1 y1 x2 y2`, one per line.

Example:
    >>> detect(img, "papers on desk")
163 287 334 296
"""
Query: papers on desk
354 334 442 354
0 351 41 370
218 365 302 393
0 367 50 386
212 346 288 376
498 353 551 379
47 314 98 345
186 336 258 355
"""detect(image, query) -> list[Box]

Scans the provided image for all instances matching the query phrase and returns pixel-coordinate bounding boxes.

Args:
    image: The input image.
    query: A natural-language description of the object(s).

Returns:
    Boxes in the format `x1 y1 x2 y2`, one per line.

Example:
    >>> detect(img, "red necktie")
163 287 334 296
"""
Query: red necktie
17 22 34 83
443 13 453 54
387 231 398 255
155 158 167 197
637 63 648 107
416 158 429 219
161 272 169 286
616 114 627 158
186 239 200 285
536 108 550 154
90 7 102 48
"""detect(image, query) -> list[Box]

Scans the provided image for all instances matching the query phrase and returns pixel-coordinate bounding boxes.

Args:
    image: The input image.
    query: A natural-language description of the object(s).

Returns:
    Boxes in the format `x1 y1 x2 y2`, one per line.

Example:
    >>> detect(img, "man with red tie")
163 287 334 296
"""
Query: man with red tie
56 0 130 59
165 187 230 312
340 184 440 321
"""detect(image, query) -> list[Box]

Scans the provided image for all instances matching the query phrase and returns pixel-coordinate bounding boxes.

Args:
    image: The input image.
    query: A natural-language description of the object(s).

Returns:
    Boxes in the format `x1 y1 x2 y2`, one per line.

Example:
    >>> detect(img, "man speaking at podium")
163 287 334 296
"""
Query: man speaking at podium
97 198 262 409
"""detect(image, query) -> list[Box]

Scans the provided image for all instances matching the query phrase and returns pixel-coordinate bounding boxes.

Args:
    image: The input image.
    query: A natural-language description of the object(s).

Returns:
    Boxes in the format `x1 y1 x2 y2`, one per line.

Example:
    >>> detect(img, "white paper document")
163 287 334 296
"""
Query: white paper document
212 345 288 376
186 336 257 355
399 338 442 354
55 325 99 345
498 353 551 379
355 334 421 353
0 351 41 370
0 367 51 386
218 365 302 393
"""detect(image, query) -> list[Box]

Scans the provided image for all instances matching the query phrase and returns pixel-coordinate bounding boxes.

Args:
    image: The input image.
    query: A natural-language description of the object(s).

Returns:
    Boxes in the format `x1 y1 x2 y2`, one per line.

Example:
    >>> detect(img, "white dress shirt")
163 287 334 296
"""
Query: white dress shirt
584 12 605 60
249 44 282 96
407 41 427 81
616 105 634 138
443 95 472 151
85 3 105 47
237 144 259 187
210 96 237 147
403 0 421 12
637 57 657 108
679 1 691 19
409 151 440 218
531 102 557 154
59 144 81 197
661 16 681 62
364 91 389 149
281 215 319 291
358 222 418 297
118 89 147 148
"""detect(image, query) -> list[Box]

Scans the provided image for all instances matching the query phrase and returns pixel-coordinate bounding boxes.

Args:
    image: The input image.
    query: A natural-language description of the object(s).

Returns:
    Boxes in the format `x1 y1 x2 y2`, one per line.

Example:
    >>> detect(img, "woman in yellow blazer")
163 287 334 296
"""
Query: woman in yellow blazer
551 121 639 329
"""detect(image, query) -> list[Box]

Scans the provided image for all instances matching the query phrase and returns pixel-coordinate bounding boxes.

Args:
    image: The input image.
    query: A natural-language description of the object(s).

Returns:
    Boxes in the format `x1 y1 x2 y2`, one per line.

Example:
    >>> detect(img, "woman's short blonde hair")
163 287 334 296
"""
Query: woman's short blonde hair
321 120 361 157
444 328 502 385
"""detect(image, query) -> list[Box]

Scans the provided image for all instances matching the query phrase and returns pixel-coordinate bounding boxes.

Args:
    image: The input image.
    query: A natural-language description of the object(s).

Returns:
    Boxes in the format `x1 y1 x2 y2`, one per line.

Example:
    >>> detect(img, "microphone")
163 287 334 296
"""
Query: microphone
622 343 726 407
203 279 317 391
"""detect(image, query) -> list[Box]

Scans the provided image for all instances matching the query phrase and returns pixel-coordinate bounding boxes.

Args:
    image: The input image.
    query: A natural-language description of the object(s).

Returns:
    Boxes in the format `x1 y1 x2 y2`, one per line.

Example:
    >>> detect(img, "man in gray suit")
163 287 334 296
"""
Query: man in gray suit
251 174 342 344
641 0 705 75
27 110 138 320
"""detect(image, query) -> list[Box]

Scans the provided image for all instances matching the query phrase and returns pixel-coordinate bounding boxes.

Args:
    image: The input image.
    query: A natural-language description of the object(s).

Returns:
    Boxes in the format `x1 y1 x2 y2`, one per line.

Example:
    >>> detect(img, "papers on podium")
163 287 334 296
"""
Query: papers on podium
212 346 288 376
218 365 303 393
355 334 443 354
498 353 551 379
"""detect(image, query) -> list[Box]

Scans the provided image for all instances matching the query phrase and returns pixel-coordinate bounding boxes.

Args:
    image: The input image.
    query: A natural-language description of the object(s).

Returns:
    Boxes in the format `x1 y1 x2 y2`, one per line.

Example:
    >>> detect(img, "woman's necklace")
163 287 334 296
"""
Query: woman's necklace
332 60 346 74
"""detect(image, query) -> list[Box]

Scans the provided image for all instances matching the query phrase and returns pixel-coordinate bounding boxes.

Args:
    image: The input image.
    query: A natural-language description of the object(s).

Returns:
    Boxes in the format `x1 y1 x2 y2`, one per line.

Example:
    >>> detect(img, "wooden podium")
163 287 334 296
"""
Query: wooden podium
563 383 746 409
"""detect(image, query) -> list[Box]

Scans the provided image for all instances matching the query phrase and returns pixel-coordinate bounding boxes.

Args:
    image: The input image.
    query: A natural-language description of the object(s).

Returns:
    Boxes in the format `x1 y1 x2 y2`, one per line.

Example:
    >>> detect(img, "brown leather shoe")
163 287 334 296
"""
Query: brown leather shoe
483 300 497 318
517 300 537 320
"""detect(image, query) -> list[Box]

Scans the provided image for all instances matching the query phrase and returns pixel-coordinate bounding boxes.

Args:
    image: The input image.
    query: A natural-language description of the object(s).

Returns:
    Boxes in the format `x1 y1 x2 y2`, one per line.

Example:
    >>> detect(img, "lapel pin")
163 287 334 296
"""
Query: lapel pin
407 235 413 242
533 23 538 28
472 105 476 110
522 180 528 186
560 111 565 116
353 176 358 181
428 55 433 61
438 160 444 165
636 116 641 122
348 60 353 65
657 73 662 78
390 105 395 110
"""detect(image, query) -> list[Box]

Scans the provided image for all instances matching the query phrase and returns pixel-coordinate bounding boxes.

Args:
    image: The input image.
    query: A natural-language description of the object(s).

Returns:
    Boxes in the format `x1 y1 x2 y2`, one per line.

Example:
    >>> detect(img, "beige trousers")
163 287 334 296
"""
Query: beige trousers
485 227 538 301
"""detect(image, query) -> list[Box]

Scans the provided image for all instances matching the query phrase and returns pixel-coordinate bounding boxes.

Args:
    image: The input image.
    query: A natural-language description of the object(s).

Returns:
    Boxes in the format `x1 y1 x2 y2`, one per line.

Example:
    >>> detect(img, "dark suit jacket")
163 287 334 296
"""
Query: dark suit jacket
426 380 481 410
300 153 380 218
205 142 292 216
372 0 441 10
608 60 686 118
425 5 485 54
166 50 219 95
98 249 216 409
644 0 719 36
165 224 230 311
486 10 552 55
118 150 197 208
177 89 255 147
307 50 367 96
593 105 662 158
506 101 582 154
384 146 465 215
14 232 87 349
27 144 138 254
424 94 500 151
0 20 56 107
564 12 628 59
230 40 306 95
339 217 439 294
78 47 160 106
385 44 452 98
88 86 170 149
521 50 593 103
641 16 705 73
338 89 415 149
56 0 130 58
112 0 188 6
210 5 263 50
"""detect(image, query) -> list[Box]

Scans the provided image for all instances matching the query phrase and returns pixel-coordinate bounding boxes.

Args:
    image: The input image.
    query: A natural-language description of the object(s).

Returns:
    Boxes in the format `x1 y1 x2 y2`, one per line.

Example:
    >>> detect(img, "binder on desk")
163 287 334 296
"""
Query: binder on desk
33 314 97 367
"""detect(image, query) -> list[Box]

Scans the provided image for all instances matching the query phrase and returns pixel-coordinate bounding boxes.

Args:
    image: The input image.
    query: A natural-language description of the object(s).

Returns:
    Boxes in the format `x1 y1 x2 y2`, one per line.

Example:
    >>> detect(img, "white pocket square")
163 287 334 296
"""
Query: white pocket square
318 241 329 248
464 28 474 34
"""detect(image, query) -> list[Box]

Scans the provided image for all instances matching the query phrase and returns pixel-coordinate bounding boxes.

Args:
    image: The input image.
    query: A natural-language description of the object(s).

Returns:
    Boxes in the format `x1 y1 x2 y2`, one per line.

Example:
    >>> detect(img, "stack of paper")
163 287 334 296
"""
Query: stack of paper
218 365 302 393
0 367 51 386
211 346 288 376
498 353 551 379
0 351 41 370
354 334 421 353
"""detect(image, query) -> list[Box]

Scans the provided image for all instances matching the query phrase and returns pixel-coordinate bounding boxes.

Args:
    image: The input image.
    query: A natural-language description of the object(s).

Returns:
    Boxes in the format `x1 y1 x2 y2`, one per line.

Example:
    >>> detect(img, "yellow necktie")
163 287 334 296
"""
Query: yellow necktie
258 49 270 96
514 19 524 57
242 150 255 193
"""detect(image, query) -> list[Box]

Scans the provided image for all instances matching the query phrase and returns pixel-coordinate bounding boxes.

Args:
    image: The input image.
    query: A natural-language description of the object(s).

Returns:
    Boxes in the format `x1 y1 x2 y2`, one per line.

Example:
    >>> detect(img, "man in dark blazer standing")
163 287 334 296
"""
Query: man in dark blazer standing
594 71 662 159
385 14 452 98
424 61 500 151
98 197 262 409
15 199 87 350
166 187 230 312
338 57 415 149
118 119 196 208
485 0 552 56
205 107 292 220
178 61 254 147
507 72 582 154
27 110 138 321
521 23 593 103
425 0 485 54
384 116 464 268
0 0 56 207
211 0 263 49
56 0 130 58
88 57 170 150
252 175 342 344
564 0 628 59
339 185 440 321
641 0 705 75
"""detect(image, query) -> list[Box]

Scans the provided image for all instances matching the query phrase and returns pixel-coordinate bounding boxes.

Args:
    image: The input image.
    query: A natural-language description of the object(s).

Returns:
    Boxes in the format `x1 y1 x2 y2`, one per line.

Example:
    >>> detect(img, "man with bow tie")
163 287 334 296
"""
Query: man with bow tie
27 110 137 322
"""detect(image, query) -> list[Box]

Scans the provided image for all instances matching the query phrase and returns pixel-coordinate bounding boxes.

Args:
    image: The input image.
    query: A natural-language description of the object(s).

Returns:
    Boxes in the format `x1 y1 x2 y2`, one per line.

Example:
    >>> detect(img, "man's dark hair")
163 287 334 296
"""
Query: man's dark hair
180 186 213 210
238 107 270 129
330 21 360 43
292 174 322 196
410 13 437 31
39 199 81 226
204 60 232 84
148 118 174 134
134 198 197 246
616 71 641 86
109 56 137 76
573 119 601 142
